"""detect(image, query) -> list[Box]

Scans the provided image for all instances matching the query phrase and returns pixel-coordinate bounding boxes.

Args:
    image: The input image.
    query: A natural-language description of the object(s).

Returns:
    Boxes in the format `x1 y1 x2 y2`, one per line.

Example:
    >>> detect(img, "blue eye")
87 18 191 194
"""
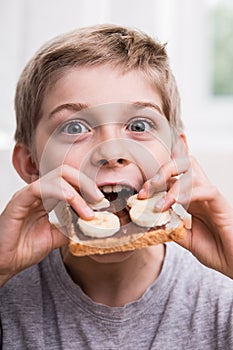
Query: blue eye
127 119 154 132
60 120 90 135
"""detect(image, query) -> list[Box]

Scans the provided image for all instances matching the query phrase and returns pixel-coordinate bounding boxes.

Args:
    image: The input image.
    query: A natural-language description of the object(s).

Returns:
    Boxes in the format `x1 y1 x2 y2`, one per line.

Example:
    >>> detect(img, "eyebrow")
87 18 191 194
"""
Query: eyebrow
131 101 163 115
48 103 90 119
48 101 163 119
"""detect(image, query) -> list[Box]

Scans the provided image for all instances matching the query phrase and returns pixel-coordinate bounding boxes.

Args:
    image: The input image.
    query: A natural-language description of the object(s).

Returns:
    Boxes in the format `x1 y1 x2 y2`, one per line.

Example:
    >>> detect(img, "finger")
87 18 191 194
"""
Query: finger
2 184 47 219
39 177 95 219
40 165 103 204
3 175 93 223
58 165 104 203
39 164 106 218
138 156 190 199
153 170 193 211
137 178 167 199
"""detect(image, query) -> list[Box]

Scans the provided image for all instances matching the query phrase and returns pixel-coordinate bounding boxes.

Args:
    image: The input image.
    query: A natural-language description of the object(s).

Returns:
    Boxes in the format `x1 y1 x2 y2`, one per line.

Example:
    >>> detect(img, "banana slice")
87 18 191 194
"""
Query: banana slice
78 211 120 238
127 192 170 228
129 204 170 228
127 191 165 209
89 197 110 210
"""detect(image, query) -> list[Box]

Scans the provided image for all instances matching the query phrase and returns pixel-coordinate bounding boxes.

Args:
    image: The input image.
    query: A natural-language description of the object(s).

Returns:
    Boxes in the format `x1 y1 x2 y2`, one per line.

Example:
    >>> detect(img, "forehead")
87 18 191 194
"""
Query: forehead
41 65 164 119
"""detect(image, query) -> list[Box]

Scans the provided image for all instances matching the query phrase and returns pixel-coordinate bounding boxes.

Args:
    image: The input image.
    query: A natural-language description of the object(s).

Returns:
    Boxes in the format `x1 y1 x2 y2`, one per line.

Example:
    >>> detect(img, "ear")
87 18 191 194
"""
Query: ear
12 144 39 184
171 133 189 159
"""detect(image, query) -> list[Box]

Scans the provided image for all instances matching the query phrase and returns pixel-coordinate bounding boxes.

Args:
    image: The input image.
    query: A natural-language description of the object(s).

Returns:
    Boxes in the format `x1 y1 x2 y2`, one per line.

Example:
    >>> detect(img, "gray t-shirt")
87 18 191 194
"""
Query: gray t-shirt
1 243 233 349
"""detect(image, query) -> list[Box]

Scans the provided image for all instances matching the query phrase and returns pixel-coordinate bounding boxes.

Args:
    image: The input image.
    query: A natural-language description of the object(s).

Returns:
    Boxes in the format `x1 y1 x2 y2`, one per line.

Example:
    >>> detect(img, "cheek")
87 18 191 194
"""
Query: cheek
63 150 83 169
34 118 91 174
36 138 86 175
133 142 171 180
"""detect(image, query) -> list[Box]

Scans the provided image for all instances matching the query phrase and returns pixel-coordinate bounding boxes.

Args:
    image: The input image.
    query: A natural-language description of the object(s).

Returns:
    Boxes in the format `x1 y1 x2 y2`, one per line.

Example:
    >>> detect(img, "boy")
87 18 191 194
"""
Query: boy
1 24 233 349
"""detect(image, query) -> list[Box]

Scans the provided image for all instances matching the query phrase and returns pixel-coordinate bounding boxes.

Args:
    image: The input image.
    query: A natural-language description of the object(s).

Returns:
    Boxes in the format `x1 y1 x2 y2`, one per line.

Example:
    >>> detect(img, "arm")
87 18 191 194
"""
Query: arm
0 165 103 287
138 155 233 279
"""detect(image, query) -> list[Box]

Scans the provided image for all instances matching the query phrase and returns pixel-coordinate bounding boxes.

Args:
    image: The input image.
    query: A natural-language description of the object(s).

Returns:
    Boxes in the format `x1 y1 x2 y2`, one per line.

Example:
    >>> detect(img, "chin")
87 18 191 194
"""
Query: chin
89 250 135 264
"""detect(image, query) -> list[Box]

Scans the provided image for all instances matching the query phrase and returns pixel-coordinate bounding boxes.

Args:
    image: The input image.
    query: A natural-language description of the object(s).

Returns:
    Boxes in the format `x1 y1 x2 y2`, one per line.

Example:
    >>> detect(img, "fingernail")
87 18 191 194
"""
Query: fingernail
95 187 105 199
98 192 105 200
96 186 103 195
138 188 147 198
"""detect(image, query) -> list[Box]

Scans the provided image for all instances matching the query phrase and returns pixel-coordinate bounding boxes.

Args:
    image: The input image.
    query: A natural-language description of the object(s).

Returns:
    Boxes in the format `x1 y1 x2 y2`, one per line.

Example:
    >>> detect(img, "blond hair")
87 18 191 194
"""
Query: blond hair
14 24 182 148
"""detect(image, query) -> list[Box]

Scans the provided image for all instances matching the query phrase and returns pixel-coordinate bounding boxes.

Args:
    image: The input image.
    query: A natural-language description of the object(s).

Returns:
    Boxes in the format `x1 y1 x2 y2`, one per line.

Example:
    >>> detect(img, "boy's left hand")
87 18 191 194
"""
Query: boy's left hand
138 156 233 279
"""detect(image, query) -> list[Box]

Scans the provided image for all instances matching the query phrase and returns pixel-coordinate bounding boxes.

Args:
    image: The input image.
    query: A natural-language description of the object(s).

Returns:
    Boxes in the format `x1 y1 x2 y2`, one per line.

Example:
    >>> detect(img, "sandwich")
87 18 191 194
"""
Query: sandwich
59 188 191 256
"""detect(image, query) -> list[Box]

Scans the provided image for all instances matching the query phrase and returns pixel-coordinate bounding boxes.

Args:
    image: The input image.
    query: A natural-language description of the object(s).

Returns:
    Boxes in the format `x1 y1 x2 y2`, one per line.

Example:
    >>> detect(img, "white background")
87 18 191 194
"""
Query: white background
1 0 233 211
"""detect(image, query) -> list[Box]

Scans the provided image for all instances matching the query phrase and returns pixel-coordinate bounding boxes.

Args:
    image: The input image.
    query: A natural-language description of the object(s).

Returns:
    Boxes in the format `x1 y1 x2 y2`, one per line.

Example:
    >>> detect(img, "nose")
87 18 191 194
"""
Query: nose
91 125 131 168
91 139 131 168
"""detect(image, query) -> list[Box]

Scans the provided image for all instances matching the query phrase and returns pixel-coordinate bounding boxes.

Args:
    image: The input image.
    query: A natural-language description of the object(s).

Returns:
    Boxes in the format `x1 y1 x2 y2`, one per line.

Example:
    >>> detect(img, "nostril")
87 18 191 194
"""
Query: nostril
98 159 108 166
97 158 128 167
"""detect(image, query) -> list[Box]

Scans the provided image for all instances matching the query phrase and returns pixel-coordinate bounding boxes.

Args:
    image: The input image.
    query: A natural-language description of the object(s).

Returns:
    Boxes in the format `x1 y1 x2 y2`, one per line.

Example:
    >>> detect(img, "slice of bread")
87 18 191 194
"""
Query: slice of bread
61 203 186 256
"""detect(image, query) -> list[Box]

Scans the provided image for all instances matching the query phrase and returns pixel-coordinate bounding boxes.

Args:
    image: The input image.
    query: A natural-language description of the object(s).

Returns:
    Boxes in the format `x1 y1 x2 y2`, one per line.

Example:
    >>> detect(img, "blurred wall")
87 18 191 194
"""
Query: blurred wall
1 0 233 211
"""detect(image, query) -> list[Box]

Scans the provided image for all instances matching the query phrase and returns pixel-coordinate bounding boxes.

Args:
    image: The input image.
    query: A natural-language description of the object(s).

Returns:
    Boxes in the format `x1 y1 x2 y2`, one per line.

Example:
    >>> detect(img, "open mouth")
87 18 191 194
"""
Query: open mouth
99 184 136 215
60 183 145 244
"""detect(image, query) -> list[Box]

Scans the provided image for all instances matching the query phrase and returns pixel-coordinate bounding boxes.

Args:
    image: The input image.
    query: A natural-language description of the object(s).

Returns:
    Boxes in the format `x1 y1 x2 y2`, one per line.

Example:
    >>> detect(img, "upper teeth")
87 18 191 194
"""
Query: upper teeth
100 185 132 193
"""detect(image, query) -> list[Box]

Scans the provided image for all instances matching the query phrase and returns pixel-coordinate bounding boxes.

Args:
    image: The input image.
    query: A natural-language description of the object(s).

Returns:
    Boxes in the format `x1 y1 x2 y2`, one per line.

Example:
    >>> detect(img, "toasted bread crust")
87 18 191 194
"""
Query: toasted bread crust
69 223 186 256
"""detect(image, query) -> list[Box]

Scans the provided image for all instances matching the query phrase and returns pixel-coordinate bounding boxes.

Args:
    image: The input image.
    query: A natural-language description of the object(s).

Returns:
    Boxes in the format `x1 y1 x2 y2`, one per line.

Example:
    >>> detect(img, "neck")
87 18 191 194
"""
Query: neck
61 244 165 307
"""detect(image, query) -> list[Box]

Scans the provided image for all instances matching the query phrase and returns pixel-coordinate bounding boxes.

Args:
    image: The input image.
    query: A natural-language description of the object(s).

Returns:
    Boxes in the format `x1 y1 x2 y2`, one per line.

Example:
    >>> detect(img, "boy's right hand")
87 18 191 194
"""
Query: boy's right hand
0 165 103 287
